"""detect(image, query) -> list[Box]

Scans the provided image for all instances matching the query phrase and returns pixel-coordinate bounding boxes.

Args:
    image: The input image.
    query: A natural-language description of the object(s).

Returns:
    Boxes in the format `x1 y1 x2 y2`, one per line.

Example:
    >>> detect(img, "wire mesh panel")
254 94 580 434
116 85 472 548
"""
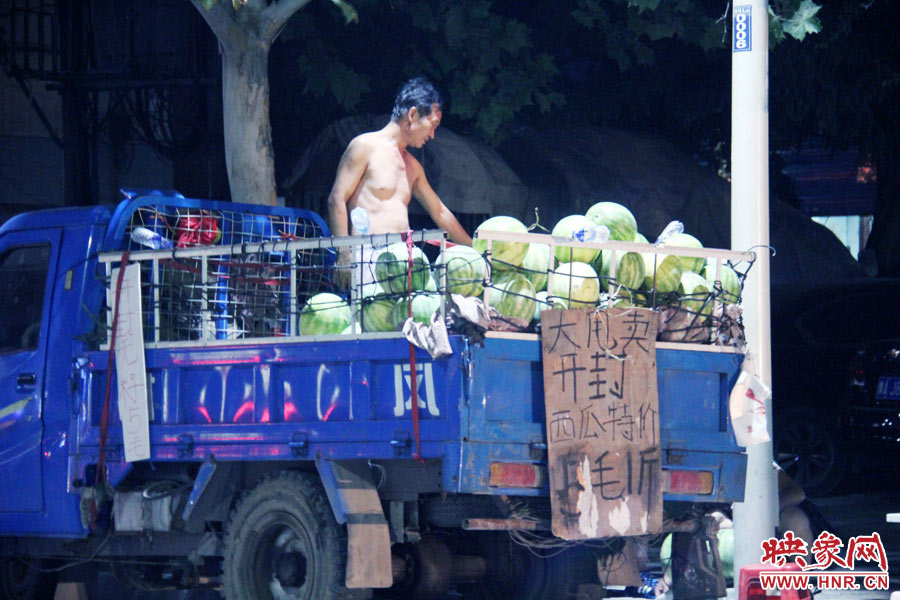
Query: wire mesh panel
99 198 449 346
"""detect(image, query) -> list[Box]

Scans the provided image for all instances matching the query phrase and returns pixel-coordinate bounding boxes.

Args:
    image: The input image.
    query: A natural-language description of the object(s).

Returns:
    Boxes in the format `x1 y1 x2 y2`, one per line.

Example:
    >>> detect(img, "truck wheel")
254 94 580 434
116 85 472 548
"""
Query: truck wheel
223 470 371 600
0 558 57 600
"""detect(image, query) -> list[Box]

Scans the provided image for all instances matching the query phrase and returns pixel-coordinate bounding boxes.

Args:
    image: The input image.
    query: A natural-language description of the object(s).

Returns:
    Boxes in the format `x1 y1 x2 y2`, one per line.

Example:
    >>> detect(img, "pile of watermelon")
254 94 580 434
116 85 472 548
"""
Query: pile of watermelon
301 202 743 336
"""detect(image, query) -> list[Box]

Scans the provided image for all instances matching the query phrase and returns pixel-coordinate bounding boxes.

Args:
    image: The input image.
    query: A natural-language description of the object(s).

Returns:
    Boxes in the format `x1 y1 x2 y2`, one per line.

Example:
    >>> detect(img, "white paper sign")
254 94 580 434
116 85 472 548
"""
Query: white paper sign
110 263 151 462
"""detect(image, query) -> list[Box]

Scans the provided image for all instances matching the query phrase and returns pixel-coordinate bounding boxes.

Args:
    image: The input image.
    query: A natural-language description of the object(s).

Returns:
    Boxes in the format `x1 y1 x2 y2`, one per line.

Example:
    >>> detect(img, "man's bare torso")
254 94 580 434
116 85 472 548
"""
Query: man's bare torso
347 131 419 235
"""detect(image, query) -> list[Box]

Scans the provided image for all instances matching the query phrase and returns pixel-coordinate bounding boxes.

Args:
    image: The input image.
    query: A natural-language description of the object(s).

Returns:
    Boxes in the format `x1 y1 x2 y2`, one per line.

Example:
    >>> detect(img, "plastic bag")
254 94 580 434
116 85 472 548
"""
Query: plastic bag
729 353 771 446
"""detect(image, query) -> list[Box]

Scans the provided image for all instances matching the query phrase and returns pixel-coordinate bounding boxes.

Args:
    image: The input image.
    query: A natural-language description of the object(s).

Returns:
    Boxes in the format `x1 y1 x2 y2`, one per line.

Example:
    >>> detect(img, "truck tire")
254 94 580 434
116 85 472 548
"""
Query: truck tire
0 558 57 600
223 470 371 600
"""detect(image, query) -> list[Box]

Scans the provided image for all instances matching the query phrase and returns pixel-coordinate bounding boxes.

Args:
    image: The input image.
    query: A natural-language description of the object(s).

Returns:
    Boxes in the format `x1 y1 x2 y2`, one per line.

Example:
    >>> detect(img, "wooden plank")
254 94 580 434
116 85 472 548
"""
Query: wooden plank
541 308 662 539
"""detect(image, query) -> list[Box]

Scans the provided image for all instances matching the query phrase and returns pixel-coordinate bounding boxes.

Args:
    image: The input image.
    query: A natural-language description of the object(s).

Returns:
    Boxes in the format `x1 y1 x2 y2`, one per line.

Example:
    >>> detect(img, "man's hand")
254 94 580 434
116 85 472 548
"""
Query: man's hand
334 246 352 290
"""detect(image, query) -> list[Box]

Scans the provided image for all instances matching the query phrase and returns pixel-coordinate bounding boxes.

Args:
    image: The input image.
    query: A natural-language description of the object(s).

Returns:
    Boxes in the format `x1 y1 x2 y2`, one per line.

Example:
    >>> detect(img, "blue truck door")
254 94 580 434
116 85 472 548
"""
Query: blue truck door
0 231 58 512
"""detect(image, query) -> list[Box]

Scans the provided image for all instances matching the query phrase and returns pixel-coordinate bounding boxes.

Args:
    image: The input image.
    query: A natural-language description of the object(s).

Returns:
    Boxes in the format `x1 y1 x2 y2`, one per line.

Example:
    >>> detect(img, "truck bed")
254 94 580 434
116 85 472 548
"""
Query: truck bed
76 332 745 504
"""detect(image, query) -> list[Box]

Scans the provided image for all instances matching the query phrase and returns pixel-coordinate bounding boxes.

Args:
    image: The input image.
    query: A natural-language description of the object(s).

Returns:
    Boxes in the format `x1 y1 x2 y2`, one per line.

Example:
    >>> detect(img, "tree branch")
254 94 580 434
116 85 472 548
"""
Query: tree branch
262 0 315 43
190 0 247 53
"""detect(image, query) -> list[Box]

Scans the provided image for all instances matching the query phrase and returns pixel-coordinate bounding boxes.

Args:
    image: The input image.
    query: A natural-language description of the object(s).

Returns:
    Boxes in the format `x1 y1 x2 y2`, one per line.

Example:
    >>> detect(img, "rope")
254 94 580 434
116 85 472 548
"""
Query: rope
405 231 423 461
92 249 131 528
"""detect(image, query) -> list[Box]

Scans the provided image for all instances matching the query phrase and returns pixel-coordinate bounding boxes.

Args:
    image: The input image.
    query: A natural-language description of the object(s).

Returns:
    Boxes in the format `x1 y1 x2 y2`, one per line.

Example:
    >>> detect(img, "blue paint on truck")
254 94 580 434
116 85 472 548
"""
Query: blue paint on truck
0 192 746 598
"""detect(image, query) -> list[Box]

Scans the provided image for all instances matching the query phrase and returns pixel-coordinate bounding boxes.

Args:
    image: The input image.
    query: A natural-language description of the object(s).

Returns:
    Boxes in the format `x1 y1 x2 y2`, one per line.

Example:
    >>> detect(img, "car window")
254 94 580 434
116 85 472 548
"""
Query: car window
795 289 900 345
0 244 50 353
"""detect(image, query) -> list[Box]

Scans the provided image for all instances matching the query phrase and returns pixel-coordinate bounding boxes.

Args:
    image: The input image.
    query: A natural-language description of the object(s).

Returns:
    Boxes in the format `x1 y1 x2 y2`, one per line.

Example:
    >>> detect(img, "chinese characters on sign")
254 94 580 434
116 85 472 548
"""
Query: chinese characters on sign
759 530 890 592
541 308 661 539
110 263 151 462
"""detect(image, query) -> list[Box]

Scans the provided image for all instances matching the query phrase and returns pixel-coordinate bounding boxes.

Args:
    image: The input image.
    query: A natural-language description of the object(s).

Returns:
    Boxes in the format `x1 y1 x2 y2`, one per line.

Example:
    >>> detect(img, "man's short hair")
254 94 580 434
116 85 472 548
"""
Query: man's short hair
391 77 443 121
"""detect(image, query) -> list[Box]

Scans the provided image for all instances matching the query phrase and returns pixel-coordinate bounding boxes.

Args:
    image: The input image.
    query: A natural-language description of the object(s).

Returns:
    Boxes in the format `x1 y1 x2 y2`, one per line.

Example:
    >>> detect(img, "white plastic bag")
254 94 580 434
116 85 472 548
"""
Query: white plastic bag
729 354 771 446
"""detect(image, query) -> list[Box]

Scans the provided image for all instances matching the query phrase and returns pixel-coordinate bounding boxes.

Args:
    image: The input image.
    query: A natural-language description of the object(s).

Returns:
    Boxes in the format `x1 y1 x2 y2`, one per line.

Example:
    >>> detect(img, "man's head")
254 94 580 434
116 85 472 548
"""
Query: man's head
392 77 443 148
391 77 443 121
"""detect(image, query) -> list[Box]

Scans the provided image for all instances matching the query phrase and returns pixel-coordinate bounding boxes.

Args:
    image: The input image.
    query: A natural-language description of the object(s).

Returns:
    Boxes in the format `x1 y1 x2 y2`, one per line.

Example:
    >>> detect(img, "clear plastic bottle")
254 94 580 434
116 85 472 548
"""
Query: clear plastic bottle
655 220 684 245
350 206 370 235
131 226 174 250
571 224 610 243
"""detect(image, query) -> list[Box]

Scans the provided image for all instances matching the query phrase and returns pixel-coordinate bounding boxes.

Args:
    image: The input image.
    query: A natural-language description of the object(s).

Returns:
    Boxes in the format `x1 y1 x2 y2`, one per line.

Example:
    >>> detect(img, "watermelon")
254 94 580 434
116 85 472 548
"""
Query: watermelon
585 201 638 242
486 273 537 322
703 263 742 304
375 242 431 294
662 232 706 274
298 293 351 335
549 262 600 309
641 252 683 294
520 243 551 292
533 290 568 323
392 293 442 328
634 232 649 244
551 215 602 265
360 283 396 332
434 245 486 297
661 528 733 585
599 250 645 291
678 271 714 316
473 216 529 271
608 287 647 309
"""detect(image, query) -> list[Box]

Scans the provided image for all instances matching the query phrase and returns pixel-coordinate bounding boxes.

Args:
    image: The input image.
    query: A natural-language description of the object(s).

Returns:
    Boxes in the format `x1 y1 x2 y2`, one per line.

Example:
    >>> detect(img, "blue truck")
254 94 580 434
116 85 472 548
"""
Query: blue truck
0 191 748 599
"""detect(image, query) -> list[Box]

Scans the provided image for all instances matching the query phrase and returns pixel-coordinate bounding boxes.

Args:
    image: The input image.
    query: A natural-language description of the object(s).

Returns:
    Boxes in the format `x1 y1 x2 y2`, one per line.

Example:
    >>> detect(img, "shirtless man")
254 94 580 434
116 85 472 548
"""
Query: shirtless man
327 77 472 286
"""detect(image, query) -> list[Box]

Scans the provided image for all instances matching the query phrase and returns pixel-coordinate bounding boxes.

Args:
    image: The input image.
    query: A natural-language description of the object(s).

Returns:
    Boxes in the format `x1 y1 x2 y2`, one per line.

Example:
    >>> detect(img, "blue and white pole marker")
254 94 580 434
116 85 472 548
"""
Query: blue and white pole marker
733 5 752 53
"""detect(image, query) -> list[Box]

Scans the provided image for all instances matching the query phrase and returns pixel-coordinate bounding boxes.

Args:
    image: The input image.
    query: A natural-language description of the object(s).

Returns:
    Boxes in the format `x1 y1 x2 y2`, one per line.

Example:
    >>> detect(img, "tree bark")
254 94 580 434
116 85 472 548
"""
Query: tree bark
191 0 313 205
221 40 277 205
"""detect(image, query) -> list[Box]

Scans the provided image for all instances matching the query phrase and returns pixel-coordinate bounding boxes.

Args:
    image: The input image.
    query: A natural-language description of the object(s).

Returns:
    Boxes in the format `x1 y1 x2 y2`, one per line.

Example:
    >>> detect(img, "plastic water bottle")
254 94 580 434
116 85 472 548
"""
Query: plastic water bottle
571 224 610 243
350 207 370 235
655 220 684 245
131 226 174 250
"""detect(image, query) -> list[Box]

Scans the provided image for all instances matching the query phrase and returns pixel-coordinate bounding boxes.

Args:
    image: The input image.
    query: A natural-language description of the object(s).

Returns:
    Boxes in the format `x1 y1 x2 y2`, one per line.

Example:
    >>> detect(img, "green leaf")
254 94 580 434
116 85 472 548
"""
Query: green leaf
199 0 216 10
627 0 661 12
768 6 786 45
782 0 821 42
329 0 359 24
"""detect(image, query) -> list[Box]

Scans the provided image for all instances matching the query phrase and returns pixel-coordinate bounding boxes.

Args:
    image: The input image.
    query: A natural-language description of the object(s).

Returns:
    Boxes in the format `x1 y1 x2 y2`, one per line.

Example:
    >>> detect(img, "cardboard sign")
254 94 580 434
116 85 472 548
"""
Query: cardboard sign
541 308 662 539
110 263 151 462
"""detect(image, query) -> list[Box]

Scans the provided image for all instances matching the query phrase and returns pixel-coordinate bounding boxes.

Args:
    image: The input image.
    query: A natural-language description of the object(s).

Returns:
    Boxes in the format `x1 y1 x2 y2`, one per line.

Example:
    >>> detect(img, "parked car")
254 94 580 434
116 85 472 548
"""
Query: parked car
770 277 900 496
843 342 900 454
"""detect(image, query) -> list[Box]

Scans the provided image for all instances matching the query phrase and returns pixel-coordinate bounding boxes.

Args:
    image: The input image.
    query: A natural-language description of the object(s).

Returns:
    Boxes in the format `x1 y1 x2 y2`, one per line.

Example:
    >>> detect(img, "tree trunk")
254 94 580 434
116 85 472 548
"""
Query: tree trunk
221 41 277 206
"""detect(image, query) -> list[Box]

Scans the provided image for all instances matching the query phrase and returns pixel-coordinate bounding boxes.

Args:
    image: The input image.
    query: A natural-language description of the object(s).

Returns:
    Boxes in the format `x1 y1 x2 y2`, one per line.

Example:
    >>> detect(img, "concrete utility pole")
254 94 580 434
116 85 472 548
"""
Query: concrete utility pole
730 0 779 579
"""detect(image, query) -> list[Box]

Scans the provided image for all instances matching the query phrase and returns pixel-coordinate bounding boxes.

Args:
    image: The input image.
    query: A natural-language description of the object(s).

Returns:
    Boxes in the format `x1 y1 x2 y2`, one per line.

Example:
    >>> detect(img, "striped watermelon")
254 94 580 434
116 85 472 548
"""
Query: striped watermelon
634 232 649 244
392 293 442 327
533 290 568 323
703 263 742 304
520 243 551 292
585 202 638 242
435 245 486 297
599 250 645 291
550 262 600 309
375 242 431 294
486 273 537 322
641 252 683 294
662 232 706 274
474 216 530 271
360 283 396 332
551 215 601 265
298 293 351 335
678 271 714 316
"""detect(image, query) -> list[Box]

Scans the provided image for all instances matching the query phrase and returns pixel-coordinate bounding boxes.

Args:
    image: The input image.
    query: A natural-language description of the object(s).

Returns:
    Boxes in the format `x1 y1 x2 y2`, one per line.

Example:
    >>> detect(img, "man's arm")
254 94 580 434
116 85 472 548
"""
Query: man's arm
327 137 368 238
411 161 473 246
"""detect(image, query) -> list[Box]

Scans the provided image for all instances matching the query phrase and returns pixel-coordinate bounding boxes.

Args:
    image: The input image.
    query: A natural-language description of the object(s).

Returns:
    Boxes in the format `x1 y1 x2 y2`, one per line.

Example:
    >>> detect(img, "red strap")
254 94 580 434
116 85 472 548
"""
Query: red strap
92 250 130 527
404 232 423 461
